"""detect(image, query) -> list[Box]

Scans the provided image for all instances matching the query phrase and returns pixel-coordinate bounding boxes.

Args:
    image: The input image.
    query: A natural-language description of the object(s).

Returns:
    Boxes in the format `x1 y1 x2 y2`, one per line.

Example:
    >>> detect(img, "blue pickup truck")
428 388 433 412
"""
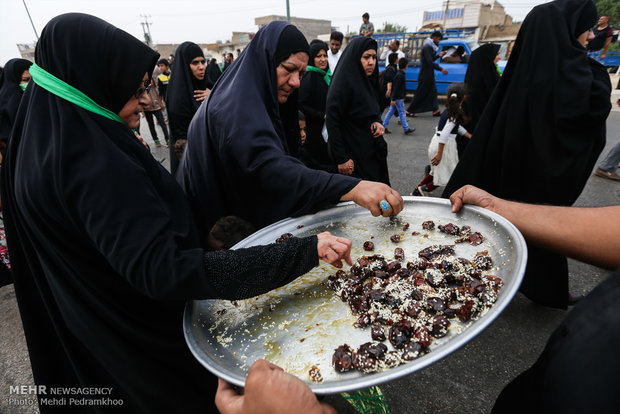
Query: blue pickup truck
601 51 620 70
372 30 507 94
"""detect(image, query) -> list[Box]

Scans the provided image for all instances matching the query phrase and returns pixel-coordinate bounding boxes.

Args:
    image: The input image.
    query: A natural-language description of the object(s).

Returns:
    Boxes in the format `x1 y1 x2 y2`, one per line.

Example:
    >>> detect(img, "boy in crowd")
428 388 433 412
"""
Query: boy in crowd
156 59 171 103
359 13 374 37
328 31 343 73
382 58 414 135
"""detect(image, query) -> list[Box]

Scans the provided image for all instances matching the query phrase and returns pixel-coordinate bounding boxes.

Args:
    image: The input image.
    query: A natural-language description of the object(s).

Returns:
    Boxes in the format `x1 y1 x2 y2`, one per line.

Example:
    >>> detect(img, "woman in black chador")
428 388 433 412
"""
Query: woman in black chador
442 0 611 308
166 41 208 174
0 58 32 147
299 40 337 173
460 43 500 155
406 31 447 117
206 57 221 88
178 22 403 243
326 36 390 184
1 13 353 413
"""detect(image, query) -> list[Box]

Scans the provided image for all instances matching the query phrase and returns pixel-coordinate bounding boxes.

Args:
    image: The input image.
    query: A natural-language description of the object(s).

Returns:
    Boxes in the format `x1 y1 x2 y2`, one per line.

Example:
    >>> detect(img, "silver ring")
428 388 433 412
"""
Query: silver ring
380 200 390 210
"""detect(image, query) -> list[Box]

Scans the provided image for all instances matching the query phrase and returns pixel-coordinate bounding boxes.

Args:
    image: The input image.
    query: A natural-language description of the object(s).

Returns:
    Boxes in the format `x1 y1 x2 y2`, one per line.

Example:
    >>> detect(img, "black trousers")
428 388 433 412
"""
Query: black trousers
144 110 169 143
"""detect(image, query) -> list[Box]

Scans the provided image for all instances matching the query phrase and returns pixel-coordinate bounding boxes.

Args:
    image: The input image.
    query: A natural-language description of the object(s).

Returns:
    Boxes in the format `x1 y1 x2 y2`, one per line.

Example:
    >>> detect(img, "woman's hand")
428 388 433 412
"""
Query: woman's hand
338 159 354 175
371 122 384 138
194 89 210 102
431 152 442 166
316 232 353 268
340 180 404 217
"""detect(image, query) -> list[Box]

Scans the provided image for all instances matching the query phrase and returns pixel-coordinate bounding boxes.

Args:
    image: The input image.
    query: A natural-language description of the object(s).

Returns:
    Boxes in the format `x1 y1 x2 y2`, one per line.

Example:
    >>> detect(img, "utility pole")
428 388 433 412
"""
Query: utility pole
286 0 290 22
22 0 39 40
442 0 450 29
140 14 153 47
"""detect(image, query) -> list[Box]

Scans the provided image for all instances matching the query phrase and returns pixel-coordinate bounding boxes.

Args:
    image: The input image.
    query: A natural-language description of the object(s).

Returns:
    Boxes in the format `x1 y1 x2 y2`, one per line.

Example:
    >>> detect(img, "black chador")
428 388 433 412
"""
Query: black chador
442 0 611 308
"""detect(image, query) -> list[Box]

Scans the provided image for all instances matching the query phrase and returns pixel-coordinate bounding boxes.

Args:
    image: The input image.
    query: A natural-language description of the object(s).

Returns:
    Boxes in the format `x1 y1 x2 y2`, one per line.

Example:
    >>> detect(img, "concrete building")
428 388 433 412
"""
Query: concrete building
422 0 521 57
255 15 332 42
17 43 36 61
422 1 518 40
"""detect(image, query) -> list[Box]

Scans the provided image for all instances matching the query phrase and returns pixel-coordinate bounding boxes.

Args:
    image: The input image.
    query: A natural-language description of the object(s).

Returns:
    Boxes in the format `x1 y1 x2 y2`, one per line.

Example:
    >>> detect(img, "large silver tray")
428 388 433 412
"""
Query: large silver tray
184 197 527 394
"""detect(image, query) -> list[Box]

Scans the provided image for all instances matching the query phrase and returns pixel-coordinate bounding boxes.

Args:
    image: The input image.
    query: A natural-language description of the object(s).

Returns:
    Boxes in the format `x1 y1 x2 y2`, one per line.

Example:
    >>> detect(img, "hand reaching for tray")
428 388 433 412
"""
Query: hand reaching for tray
317 232 353 269
215 359 336 414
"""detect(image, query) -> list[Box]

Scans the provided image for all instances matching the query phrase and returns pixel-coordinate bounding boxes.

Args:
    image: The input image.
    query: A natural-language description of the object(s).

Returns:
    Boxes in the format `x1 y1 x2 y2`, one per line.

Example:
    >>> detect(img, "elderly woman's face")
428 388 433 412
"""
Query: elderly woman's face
118 73 151 129
276 51 308 103
314 49 328 70
360 49 377 76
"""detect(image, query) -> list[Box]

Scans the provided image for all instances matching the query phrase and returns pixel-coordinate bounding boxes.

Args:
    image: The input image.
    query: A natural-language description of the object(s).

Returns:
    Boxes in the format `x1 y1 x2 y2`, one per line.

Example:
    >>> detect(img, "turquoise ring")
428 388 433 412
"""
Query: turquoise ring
380 200 390 210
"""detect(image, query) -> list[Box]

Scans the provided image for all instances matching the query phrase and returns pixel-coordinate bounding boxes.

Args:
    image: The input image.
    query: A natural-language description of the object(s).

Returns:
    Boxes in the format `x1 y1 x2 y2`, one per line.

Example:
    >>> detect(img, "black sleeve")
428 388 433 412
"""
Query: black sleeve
298 77 325 121
202 236 319 300
326 92 351 164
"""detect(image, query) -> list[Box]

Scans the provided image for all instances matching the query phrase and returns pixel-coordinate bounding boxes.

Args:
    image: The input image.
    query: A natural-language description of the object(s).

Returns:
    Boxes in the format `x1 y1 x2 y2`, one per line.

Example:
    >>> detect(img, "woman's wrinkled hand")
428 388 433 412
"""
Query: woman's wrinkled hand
316 232 352 268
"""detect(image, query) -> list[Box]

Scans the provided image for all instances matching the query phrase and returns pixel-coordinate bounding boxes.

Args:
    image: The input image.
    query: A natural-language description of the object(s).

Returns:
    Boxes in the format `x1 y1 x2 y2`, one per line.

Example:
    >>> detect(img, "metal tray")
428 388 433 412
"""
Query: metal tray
184 197 527 394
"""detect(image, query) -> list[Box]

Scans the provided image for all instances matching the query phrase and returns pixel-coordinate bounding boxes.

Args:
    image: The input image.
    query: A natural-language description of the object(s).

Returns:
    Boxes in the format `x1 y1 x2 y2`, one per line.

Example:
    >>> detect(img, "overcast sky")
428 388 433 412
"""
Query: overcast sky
1 0 549 64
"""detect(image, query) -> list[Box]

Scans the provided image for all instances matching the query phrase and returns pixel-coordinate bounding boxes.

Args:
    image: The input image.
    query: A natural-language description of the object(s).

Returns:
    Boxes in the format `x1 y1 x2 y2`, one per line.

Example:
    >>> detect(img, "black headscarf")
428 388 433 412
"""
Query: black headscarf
327 36 380 120
274 25 310 64
177 21 359 240
309 40 328 65
0 58 32 143
463 43 500 131
442 0 610 308
167 41 208 172
206 58 221 88
0 13 222 411
326 36 389 184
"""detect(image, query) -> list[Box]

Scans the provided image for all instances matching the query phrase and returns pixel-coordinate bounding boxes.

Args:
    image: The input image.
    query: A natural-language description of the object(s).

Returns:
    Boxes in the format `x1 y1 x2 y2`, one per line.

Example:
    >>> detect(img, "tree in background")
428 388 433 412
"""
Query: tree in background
378 22 408 33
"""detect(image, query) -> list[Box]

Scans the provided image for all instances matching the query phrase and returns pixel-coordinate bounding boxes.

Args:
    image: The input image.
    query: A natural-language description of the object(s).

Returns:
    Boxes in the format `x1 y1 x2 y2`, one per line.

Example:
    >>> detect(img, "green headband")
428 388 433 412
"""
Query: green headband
29 63 124 124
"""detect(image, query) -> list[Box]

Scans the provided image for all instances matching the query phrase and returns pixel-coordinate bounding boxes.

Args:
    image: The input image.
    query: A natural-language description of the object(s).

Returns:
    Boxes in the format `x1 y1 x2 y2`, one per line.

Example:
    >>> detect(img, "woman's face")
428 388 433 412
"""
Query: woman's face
118 73 150 129
493 53 500 64
314 49 328 70
276 51 308 104
20 70 31 84
360 49 377 76
189 56 206 80
577 30 595 48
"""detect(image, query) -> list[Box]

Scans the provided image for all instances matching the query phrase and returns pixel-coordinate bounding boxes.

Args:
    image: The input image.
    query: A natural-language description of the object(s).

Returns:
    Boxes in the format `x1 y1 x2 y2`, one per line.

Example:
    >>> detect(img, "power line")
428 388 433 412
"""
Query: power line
22 0 39 40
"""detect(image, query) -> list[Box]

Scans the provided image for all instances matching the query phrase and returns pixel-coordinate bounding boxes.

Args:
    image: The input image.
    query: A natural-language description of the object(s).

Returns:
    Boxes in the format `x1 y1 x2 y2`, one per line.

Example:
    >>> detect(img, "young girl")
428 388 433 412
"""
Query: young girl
413 83 471 196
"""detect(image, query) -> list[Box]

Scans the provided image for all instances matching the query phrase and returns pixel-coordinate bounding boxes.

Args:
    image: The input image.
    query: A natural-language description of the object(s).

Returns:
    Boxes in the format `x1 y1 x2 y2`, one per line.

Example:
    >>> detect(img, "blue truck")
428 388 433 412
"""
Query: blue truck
371 29 507 94
601 51 620 70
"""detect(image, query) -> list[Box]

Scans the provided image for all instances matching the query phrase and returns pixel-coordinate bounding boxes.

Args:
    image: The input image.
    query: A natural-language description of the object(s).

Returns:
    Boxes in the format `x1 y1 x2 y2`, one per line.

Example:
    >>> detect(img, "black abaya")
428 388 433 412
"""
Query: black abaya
1 14 324 413
462 43 500 137
177 21 359 241
442 0 611 308
206 58 221 88
299 42 336 173
166 42 208 174
407 40 442 114
0 58 32 144
492 267 620 413
326 36 390 184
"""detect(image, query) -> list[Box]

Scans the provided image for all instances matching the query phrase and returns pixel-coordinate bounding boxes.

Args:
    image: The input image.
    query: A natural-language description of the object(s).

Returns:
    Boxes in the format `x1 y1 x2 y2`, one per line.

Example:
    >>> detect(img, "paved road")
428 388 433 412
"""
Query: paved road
1 106 618 414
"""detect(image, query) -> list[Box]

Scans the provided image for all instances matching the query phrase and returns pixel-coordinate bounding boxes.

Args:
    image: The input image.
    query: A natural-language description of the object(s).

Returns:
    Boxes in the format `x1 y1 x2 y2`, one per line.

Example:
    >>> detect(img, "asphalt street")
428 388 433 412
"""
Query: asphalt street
1 101 618 414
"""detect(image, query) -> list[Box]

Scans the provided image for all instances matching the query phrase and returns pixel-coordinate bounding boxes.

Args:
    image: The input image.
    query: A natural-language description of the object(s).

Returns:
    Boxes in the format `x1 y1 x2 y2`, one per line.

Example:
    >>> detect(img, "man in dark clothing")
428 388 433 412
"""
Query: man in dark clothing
383 57 414 134
406 31 448 117
587 15 613 61
379 52 398 111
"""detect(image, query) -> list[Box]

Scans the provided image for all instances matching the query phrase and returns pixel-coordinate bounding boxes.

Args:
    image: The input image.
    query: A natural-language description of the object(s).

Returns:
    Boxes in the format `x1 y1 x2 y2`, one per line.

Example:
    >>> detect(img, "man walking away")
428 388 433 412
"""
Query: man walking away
407 31 448 117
